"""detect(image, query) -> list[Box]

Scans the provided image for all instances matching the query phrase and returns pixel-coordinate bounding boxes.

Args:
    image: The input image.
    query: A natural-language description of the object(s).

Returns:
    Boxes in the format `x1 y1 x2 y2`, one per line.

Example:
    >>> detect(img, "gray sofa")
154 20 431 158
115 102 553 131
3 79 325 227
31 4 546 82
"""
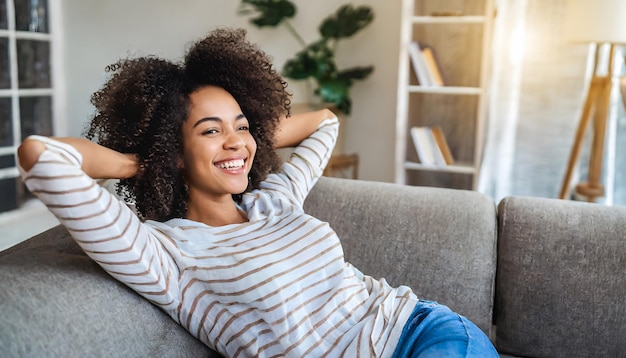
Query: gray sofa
1 177 624 357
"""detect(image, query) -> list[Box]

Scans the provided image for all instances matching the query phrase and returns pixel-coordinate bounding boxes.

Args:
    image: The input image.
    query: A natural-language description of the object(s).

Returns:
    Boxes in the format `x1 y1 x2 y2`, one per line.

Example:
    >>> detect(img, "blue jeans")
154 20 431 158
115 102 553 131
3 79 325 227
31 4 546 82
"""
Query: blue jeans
392 300 499 358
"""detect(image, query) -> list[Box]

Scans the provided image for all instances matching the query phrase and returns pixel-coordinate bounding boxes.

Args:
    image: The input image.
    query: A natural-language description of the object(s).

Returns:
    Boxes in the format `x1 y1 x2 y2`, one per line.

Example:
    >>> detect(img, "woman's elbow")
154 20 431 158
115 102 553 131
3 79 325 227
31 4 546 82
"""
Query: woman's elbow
323 108 338 121
17 138 46 171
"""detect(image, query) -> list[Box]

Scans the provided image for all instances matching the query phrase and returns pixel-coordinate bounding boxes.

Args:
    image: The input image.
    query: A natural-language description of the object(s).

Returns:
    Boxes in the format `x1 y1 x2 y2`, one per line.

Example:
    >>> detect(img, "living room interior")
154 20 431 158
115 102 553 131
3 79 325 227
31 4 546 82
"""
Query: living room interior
2 0 626 249
2 1 626 356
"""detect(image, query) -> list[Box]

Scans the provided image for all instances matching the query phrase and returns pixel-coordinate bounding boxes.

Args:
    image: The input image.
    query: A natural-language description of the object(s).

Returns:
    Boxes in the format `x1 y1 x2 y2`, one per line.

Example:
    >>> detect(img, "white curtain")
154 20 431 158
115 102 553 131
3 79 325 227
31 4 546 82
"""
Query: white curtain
478 0 626 203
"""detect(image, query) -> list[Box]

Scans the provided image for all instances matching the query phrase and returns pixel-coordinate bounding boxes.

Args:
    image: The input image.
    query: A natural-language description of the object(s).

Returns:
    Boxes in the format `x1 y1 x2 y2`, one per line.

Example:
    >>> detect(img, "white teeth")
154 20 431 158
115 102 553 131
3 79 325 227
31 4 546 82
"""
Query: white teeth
216 159 244 169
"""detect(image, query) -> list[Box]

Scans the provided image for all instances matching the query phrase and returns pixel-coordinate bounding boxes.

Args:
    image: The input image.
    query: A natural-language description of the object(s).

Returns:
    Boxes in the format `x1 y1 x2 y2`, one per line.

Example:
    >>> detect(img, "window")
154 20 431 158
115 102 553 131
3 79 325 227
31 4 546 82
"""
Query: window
0 0 56 212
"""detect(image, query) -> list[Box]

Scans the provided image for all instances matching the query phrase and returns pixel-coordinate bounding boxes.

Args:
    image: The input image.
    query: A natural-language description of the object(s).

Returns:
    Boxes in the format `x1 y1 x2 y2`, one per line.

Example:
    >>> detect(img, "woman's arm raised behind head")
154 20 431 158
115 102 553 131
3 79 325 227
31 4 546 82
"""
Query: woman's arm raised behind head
274 108 337 149
18 136 138 179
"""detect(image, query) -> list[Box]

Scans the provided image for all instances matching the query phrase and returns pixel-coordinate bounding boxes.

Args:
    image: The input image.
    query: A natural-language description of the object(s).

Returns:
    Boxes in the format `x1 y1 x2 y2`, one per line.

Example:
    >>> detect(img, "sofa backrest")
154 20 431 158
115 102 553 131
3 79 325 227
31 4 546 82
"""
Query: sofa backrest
305 177 498 335
496 196 626 357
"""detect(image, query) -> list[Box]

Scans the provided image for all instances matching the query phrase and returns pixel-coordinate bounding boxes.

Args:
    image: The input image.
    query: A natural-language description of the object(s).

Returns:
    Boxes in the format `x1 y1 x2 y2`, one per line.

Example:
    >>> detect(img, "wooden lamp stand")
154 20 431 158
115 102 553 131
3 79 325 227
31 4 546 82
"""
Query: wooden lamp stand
559 43 616 202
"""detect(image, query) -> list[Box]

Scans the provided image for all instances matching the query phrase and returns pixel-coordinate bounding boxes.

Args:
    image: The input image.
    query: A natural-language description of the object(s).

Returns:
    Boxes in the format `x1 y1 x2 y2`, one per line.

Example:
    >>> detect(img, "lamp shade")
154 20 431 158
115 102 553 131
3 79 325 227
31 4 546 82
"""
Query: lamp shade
564 0 626 44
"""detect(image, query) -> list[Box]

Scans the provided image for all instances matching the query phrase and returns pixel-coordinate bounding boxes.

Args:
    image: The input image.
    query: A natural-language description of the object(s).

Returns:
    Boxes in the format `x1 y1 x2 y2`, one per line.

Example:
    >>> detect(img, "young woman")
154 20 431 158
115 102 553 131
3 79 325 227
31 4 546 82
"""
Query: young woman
17 28 498 357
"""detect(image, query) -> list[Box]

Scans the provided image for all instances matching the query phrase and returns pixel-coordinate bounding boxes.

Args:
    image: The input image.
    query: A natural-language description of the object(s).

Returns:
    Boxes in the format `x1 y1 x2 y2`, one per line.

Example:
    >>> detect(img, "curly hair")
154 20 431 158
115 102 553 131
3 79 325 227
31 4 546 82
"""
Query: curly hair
84 28 290 222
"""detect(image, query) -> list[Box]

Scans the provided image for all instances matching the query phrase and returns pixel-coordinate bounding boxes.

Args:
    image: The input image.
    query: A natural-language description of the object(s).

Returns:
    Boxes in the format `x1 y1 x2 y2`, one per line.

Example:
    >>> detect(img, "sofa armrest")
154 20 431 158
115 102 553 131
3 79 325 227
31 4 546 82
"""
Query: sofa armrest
304 177 498 335
495 196 626 357
0 226 218 357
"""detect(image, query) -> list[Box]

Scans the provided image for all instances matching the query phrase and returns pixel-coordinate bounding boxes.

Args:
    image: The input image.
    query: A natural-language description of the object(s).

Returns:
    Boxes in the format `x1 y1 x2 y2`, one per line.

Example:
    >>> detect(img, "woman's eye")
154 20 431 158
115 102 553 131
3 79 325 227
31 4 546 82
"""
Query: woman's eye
238 125 250 131
202 129 218 135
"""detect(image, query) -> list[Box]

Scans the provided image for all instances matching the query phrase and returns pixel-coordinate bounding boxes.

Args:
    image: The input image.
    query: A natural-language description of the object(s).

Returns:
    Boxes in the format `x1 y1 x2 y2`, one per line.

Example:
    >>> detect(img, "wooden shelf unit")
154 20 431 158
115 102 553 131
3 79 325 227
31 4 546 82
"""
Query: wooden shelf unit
395 0 494 190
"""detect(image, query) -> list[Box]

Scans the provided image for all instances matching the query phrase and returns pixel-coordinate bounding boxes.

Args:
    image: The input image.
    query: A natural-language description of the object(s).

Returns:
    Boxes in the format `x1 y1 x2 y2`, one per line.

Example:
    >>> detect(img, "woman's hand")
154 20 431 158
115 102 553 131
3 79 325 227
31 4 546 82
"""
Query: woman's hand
18 137 139 179
274 108 337 149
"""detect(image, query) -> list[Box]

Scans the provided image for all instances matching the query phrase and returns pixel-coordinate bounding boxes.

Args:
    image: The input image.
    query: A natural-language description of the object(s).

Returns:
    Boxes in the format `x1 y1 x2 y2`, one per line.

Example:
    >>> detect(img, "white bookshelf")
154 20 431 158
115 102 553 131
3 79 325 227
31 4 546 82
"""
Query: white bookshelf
395 0 494 190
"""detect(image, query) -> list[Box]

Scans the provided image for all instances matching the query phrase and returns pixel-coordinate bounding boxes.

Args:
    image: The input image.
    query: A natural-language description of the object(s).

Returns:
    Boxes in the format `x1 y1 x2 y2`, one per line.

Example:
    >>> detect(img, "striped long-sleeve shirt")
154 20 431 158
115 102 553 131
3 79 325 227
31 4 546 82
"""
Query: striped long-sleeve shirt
19 117 419 357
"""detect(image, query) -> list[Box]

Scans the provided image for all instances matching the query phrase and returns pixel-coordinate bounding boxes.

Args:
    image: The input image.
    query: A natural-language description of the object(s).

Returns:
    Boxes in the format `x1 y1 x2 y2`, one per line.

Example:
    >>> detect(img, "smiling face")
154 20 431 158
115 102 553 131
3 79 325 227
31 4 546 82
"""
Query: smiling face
181 86 256 202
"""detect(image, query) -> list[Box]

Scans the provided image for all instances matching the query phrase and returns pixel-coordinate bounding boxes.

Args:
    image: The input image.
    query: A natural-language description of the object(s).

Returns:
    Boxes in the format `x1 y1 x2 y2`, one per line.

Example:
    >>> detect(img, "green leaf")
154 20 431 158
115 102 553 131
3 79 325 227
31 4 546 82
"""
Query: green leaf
338 66 374 82
319 5 374 39
283 53 317 79
336 97 352 115
317 78 352 114
283 40 336 80
238 0 296 28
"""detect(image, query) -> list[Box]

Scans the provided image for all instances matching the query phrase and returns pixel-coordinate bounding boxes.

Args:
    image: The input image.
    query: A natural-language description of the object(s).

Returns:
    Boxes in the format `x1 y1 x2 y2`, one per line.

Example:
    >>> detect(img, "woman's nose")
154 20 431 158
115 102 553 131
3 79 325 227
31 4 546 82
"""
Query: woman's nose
223 130 245 150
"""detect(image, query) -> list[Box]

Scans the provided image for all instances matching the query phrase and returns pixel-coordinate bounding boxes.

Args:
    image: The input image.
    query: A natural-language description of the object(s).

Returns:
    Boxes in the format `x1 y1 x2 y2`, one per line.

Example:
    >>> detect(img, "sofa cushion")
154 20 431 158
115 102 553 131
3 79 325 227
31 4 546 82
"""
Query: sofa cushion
305 177 498 336
0 225 217 357
495 196 626 357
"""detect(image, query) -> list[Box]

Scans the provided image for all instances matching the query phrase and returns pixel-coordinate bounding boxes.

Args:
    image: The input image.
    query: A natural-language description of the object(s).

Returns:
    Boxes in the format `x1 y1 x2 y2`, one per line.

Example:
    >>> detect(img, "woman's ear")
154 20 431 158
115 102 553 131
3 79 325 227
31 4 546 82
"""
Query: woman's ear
177 155 184 170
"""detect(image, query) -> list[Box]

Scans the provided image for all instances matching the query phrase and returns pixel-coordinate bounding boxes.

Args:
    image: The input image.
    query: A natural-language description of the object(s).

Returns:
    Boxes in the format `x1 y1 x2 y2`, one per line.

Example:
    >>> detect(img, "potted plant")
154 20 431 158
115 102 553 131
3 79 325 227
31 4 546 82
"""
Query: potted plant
238 0 374 115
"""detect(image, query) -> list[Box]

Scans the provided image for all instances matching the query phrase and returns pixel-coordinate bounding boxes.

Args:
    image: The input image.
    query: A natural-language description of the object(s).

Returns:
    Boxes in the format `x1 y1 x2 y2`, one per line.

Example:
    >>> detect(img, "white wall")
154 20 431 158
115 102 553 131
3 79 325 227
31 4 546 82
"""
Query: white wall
61 0 402 183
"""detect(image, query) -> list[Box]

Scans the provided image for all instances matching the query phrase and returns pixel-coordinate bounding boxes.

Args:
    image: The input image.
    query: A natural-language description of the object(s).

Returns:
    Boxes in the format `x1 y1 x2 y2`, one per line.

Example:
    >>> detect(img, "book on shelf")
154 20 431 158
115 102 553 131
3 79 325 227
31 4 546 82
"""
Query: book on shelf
421 47 444 86
410 126 448 166
408 42 432 87
431 126 454 165
410 126 434 165
408 42 443 87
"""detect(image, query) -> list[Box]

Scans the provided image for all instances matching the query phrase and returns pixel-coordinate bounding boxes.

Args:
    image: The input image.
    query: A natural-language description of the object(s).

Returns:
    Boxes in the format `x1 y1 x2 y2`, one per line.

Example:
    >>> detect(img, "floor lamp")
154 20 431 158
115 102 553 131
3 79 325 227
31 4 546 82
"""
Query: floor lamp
559 0 626 202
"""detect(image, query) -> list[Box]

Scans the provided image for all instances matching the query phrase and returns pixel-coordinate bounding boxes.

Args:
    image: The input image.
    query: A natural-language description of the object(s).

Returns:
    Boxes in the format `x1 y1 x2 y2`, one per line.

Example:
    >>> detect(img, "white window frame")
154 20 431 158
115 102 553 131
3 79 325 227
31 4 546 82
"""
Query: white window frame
0 0 63 177
0 0 67 229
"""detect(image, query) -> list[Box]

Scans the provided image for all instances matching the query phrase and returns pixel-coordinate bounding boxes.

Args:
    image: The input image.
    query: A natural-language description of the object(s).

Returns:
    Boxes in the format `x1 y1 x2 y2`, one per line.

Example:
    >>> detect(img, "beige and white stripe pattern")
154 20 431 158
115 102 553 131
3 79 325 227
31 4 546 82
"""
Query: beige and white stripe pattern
20 118 418 357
